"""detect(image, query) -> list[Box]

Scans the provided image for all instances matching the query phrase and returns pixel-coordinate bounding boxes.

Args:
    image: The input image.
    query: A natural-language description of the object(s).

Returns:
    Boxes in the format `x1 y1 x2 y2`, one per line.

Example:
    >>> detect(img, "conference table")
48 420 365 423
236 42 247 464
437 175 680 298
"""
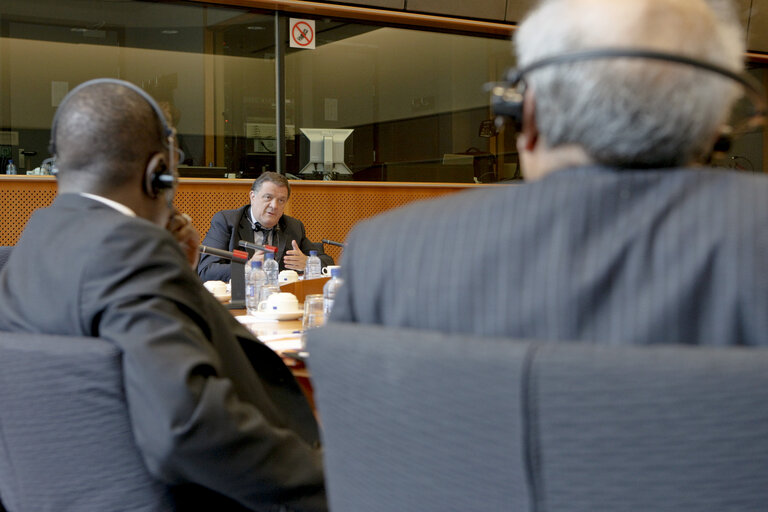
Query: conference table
230 307 317 409
226 277 331 410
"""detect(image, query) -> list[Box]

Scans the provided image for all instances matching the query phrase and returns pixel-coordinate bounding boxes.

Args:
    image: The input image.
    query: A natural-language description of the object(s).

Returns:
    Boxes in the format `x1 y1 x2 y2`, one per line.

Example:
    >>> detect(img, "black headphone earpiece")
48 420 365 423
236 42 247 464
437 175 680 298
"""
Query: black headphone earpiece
489 69 526 132
144 154 175 198
490 48 767 137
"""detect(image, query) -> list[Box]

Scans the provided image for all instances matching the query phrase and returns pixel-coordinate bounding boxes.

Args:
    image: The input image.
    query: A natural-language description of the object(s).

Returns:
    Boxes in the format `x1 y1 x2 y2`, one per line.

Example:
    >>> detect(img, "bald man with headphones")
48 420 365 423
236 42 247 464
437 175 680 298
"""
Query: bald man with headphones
0 80 327 511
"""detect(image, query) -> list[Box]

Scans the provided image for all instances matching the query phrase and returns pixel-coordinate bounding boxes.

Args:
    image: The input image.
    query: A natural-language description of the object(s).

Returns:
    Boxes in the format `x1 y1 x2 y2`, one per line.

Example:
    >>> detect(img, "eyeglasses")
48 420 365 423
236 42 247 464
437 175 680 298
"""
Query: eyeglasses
165 129 184 170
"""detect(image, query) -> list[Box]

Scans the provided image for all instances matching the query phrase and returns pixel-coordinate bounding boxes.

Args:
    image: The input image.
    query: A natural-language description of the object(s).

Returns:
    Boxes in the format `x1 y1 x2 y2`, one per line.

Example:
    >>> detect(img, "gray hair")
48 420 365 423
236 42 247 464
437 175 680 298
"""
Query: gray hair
514 0 746 167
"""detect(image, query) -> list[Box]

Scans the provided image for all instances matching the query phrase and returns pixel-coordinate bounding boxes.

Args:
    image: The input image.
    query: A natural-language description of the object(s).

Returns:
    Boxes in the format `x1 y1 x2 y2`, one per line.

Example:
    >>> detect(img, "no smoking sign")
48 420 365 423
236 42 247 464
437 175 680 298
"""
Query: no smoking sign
289 19 315 49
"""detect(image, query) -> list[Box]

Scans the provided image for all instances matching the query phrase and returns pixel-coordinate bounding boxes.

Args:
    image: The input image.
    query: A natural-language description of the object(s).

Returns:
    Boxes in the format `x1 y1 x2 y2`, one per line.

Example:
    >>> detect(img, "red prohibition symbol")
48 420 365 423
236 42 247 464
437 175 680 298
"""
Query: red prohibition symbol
292 22 314 47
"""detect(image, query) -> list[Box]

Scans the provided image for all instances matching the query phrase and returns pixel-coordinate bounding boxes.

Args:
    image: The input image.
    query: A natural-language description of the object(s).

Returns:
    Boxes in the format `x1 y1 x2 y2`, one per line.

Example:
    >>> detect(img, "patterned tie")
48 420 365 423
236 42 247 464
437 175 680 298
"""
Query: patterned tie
253 223 272 246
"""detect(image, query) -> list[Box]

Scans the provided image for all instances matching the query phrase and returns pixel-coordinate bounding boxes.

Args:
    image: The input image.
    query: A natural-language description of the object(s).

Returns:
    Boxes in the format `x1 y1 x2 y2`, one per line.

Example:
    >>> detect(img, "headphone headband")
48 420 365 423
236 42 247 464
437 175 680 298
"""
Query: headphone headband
49 78 172 156
491 48 767 131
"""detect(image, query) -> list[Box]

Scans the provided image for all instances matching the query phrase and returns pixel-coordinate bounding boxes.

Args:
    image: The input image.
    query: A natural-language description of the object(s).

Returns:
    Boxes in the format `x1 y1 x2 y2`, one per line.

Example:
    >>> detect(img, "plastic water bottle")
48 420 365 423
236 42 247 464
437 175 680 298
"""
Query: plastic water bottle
323 267 343 320
263 252 279 286
5 159 16 175
246 261 266 315
305 250 322 279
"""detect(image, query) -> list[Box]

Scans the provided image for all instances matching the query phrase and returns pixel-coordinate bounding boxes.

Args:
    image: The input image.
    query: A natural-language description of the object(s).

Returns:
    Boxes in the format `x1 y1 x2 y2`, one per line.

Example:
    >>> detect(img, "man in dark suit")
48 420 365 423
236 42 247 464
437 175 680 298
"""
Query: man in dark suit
0 79 327 511
330 0 768 346
198 172 333 282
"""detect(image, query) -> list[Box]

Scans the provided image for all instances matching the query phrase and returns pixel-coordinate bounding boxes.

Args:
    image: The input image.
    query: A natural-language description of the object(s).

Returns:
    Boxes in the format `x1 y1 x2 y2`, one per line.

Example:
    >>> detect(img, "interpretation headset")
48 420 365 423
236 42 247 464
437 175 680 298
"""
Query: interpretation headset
48 78 178 197
489 48 767 144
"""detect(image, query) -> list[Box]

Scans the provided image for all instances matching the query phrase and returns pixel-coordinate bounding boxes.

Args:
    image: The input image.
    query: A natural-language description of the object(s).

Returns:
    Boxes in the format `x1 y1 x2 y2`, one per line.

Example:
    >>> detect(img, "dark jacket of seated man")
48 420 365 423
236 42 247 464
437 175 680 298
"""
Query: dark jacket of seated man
197 205 334 283
0 80 327 512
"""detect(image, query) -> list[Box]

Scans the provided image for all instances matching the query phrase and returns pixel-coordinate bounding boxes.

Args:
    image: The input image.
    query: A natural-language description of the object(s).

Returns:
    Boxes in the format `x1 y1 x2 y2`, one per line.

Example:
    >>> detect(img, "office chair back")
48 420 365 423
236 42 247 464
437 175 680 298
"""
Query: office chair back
308 324 531 511
0 332 175 511
308 323 768 512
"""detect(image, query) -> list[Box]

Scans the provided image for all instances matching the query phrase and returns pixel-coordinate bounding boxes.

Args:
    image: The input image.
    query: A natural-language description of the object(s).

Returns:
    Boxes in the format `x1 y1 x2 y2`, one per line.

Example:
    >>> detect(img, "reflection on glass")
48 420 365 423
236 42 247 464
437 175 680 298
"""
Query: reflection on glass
2 0 763 182
285 22 517 183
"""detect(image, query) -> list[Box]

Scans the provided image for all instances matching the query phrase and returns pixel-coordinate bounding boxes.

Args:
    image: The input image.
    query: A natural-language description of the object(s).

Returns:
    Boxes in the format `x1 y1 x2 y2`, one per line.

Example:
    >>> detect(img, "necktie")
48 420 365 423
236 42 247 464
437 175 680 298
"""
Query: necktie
254 223 272 246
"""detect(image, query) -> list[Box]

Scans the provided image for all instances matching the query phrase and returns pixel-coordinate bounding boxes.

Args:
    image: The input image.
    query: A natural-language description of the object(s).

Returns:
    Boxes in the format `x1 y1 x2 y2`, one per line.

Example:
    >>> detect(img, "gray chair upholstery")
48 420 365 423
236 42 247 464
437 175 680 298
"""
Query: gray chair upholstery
0 246 12 272
307 323 768 512
0 332 175 512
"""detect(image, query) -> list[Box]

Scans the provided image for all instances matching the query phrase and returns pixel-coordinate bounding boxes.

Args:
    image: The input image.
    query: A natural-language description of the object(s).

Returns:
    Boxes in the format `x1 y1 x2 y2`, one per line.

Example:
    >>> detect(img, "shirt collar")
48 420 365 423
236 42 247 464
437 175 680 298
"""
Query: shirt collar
80 193 136 217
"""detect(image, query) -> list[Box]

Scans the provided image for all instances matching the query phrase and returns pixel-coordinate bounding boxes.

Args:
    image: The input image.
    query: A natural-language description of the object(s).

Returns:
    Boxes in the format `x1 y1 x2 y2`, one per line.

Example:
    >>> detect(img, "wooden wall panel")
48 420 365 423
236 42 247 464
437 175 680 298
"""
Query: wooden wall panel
505 0 536 23
747 0 768 53
319 0 404 8
285 181 474 263
406 0 507 21
0 177 57 246
1 178 496 264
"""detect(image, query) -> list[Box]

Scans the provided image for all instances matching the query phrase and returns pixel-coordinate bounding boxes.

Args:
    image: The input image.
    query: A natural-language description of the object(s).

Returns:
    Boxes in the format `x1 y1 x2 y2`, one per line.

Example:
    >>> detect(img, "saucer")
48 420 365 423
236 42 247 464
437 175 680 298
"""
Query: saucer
249 309 303 321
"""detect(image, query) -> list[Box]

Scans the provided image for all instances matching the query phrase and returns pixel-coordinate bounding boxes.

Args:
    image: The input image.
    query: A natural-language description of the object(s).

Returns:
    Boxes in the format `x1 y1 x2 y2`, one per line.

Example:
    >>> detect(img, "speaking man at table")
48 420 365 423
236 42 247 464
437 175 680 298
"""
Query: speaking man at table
0 79 327 511
198 172 333 282
330 0 768 346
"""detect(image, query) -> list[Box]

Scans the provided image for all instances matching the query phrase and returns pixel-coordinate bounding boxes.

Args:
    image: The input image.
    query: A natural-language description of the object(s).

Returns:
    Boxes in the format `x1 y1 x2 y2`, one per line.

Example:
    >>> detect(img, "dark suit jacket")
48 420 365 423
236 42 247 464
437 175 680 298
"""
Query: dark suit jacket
198 205 333 282
331 166 768 346
0 194 327 512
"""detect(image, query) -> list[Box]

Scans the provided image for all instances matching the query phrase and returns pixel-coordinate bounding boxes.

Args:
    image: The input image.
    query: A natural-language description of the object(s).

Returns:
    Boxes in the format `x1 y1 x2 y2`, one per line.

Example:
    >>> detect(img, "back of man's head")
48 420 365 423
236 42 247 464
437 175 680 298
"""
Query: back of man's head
53 82 165 191
515 0 745 168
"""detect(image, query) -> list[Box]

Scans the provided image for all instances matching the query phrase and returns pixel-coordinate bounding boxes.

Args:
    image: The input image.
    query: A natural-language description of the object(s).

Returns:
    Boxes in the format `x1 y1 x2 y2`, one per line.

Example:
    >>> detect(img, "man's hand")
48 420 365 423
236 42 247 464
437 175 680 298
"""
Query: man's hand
248 250 265 267
283 240 308 271
167 211 200 268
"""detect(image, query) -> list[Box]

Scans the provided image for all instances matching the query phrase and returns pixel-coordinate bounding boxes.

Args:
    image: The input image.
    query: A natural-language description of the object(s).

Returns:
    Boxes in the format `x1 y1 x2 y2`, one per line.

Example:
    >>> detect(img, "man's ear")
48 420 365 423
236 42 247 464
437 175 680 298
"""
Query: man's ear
143 152 168 199
516 89 539 152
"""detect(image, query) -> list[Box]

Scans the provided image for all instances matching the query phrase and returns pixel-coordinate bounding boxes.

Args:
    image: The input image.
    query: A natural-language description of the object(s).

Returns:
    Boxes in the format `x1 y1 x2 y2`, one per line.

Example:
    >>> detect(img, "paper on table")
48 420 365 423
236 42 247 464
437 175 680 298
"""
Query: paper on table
263 337 304 352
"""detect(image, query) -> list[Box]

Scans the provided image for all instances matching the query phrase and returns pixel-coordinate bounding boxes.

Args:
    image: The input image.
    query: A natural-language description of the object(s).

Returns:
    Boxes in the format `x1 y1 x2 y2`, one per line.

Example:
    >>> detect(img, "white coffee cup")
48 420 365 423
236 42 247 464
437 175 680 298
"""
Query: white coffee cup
279 270 300 284
203 280 228 296
258 292 299 313
321 265 341 277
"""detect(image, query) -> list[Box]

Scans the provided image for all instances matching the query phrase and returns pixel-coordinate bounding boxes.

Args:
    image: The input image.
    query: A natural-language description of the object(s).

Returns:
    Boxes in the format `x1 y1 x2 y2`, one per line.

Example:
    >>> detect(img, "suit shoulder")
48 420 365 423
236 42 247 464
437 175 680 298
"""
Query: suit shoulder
213 205 248 222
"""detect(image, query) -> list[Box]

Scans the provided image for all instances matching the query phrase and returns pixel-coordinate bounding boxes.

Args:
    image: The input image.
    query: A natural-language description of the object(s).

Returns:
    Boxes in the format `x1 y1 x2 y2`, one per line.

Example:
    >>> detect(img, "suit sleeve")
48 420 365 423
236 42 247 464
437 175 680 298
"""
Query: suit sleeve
197 211 234 282
84 224 326 512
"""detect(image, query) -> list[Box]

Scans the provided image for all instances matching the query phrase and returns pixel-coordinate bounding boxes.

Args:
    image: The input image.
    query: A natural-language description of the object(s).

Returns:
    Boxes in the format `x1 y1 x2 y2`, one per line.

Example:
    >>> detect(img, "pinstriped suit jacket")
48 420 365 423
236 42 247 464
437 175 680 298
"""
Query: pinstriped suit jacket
331 166 768 346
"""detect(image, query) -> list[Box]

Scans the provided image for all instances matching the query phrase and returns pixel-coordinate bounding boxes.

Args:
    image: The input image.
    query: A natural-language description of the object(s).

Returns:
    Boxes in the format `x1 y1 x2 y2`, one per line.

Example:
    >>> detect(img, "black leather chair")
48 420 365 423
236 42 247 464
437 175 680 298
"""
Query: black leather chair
307 323 768 512
0 332 175 511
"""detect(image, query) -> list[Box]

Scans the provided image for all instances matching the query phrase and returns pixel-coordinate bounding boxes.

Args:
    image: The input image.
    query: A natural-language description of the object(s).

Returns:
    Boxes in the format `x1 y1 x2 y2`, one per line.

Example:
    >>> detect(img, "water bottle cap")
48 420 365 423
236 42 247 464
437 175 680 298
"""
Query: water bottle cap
251 260 262 269
309 250 317 256
265 252 274 260
331 267 340 277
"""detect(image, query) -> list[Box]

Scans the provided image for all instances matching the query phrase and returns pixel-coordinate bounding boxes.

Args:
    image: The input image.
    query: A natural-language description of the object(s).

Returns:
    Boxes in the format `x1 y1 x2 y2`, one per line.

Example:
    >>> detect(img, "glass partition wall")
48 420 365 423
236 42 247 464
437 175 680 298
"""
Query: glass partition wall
1 0 765 182
0 0 519 183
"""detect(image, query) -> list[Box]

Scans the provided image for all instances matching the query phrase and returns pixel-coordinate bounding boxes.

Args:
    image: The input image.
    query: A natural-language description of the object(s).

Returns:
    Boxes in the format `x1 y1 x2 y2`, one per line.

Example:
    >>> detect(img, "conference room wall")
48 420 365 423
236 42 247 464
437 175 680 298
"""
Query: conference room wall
0 177 497 259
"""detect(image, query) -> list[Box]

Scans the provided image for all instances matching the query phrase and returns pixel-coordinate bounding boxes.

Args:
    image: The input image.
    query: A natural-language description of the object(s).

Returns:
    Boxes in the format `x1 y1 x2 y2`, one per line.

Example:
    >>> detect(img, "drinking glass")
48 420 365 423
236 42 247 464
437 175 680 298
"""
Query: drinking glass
302 294 325 331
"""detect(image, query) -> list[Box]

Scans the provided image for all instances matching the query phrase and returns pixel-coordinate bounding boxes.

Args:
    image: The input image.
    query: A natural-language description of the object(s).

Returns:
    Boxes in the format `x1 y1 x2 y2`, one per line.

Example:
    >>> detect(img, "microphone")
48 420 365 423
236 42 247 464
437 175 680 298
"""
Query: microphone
322 239 346 248
238 240 277 253
199 245 248 263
